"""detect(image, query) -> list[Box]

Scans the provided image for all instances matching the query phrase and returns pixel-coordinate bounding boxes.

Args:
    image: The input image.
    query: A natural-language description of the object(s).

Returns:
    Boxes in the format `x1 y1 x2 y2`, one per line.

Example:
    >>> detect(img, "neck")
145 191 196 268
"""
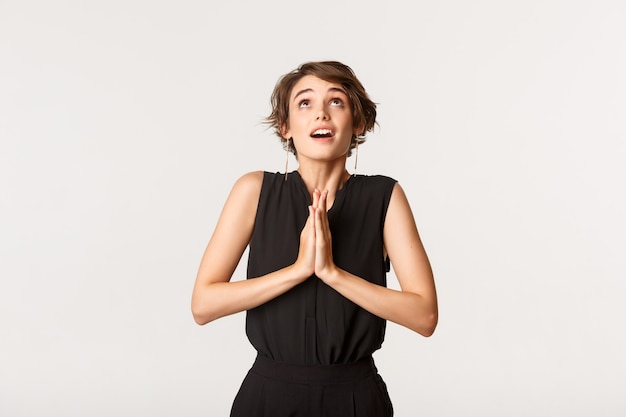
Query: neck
296 159 350 197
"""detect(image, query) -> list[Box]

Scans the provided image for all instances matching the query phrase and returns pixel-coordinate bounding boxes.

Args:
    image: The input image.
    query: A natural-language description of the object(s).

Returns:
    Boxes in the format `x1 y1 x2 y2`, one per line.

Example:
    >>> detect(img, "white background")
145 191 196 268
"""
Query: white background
1 1 625 416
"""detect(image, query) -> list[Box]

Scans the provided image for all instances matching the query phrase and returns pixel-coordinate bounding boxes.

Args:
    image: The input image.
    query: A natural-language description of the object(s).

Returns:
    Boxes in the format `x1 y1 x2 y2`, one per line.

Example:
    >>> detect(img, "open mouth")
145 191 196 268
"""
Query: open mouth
310 129 334 139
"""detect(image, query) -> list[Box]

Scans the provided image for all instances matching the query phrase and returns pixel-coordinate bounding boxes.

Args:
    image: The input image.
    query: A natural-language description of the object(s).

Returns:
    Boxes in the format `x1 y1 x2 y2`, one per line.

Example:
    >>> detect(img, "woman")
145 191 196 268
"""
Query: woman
192 61 438 416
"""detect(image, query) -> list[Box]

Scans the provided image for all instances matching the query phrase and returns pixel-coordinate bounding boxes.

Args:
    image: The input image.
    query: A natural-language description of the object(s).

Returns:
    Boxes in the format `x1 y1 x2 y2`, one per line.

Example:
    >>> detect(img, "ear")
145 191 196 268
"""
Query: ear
280 123 291 140
354 122 365 137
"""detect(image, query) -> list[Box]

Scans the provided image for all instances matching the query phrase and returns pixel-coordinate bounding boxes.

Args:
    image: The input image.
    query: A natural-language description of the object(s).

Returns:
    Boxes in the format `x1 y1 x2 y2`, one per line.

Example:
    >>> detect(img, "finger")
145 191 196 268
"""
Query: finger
315 200 330 239
318 190 330 229
314 207 326 255
312 188 320 209
319 189 328 212
314 203 322 230
307 205 316 231
314 198 333 276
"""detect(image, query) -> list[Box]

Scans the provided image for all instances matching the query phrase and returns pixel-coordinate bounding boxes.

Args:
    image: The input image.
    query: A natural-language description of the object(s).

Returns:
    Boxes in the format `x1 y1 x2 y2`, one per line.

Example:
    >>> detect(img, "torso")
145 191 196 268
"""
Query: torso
246 171 397 365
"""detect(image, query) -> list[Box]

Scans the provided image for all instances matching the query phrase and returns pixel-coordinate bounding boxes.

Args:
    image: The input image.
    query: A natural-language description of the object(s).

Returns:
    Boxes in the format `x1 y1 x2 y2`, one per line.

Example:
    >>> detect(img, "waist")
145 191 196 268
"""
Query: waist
250 354 377 384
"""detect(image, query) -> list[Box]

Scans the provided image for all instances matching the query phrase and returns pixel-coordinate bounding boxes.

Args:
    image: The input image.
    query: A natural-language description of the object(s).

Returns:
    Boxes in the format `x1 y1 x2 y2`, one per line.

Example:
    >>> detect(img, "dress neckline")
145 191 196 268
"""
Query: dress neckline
291 170 355 213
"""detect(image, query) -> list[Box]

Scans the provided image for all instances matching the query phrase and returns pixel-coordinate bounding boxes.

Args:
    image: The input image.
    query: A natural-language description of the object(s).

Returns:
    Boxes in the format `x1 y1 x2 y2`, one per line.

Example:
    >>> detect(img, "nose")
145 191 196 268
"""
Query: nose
315 107 329 120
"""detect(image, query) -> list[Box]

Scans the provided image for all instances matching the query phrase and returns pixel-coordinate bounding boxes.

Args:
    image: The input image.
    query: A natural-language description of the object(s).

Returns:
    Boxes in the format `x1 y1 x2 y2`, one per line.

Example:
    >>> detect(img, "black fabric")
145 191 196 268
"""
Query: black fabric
234 170 397 416
230 354 393 417
246 171 397 365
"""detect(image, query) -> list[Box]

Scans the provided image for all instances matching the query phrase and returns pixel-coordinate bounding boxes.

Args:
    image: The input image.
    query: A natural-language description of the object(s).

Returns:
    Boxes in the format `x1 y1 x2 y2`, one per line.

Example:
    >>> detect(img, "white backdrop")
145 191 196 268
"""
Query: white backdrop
1 1 625 416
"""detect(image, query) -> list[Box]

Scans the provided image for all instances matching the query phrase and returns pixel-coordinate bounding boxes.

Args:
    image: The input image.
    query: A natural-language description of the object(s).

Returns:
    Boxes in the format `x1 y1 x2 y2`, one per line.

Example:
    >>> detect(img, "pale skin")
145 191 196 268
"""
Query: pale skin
191 75 438 336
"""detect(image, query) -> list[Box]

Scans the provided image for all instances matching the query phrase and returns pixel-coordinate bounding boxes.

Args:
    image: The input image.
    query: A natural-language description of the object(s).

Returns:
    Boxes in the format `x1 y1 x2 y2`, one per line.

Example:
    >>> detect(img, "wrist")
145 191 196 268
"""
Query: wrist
288 263 313 283
318 265 341 286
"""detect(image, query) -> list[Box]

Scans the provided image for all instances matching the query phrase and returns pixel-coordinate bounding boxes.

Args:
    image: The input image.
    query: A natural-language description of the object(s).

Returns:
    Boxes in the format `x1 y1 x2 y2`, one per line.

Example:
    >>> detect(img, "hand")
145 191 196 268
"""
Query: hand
293 189 338 283
312 189 337 282
293 204 316 281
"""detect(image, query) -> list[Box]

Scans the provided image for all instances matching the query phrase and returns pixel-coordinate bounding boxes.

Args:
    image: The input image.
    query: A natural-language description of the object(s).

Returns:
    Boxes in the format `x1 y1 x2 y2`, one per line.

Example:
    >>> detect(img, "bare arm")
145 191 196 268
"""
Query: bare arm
314 184 438 336
191 171 315 325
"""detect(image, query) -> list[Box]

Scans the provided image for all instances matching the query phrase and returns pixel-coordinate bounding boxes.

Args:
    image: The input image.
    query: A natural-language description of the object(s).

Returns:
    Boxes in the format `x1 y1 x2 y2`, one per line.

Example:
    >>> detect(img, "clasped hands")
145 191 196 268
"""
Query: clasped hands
294 188 338 284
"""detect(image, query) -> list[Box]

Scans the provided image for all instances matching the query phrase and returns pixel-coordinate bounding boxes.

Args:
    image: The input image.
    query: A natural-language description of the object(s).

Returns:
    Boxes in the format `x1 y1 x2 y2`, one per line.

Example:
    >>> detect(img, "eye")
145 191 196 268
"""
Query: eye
330 98 344 107
298 99 311 108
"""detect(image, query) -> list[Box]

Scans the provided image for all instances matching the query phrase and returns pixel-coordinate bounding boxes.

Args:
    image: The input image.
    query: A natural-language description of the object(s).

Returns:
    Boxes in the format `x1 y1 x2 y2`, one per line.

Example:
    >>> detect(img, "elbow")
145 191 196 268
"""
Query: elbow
191 286 228 325
191 301 214 326
416 311 438 337
192 312 210 326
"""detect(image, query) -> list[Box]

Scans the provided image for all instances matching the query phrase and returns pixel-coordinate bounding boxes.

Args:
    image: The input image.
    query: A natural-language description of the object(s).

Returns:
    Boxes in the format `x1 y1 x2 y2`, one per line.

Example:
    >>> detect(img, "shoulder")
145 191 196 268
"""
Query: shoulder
227 171 264 204
233 170 264 189
352 174 398 199
235 171 290 187
355 174 397 187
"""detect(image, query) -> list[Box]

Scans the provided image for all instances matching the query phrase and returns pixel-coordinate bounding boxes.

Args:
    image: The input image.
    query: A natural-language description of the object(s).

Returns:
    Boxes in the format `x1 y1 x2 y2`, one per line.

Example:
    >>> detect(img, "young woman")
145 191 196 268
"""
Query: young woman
192 61 438 417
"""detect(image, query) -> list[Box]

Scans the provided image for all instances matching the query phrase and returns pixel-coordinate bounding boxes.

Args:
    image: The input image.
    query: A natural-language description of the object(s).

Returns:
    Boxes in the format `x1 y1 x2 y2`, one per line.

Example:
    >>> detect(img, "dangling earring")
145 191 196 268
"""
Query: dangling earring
353 138 359 177
284 138 291 181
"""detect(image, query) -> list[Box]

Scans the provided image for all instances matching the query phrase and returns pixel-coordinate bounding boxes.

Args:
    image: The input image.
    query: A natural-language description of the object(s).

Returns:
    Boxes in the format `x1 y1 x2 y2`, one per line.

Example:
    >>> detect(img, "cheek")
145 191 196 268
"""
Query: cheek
288 115 310 134
345 136 353 151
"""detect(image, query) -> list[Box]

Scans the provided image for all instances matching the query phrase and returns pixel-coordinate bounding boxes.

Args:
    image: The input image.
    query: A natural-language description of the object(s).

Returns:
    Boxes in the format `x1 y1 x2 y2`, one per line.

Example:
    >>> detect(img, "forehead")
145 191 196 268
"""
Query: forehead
290 75 346 99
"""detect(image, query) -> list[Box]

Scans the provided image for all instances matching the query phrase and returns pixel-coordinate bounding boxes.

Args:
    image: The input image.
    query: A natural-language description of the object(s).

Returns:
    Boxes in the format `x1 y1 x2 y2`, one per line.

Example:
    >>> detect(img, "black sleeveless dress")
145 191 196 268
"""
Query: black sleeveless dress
231 171 397 417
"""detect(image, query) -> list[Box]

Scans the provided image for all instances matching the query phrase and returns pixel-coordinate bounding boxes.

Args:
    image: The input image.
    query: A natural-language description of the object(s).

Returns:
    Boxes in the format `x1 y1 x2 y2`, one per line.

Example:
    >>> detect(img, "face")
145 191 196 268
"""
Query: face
282 75 360 162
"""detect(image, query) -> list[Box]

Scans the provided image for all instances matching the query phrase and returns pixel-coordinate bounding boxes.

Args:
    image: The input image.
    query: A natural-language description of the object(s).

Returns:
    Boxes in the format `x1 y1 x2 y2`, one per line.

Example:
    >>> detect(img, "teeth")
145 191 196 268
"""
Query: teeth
312 129 332 135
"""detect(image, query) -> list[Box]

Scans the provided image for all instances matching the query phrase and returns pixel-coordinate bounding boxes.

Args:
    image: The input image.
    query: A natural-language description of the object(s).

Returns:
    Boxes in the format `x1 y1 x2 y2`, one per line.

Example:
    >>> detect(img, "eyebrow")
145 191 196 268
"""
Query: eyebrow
293 86 347 101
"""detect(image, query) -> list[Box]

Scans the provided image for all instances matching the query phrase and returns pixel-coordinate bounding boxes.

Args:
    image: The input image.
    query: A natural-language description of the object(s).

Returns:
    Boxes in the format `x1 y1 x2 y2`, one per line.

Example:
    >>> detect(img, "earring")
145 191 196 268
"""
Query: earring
353 138 359 176
284 138 291 181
